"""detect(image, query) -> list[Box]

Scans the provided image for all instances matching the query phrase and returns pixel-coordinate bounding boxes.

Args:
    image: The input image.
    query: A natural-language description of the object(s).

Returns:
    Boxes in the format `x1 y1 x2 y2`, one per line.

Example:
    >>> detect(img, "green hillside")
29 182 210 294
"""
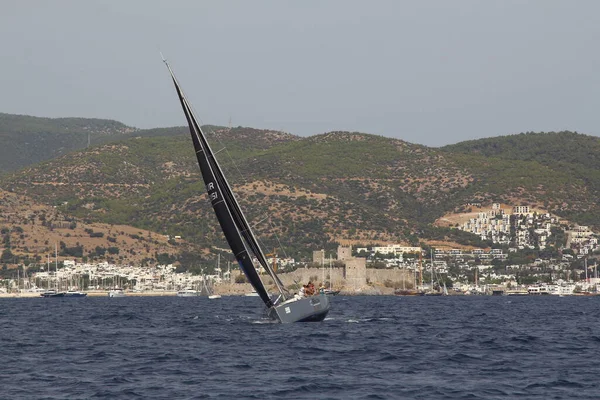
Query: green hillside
2 125 598 258
0 113 301 174
0 113 135 172
442 131 600 226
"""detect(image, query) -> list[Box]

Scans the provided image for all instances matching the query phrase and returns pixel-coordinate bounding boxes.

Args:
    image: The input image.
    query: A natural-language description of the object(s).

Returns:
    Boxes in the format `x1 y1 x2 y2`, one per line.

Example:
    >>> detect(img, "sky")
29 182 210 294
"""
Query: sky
1 0 599 146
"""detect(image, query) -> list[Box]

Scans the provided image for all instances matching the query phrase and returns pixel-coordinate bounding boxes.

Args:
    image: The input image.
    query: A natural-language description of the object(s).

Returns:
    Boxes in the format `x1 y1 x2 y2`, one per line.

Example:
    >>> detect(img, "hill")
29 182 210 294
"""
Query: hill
2 121 599 260
0 112 302 174
0 113 139 172
0 189 184 271
441 131 600 226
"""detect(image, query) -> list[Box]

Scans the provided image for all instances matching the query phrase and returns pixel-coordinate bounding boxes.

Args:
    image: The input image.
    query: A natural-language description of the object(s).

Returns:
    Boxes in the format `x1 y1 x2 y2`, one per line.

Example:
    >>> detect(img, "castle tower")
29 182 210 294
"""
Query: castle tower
337 245 352 261
312 249 326 264
344 257 367 289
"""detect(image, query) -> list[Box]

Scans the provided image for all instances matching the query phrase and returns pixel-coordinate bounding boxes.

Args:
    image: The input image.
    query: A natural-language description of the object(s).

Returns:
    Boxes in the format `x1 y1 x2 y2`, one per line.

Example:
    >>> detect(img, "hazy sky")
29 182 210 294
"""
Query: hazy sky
1 0 598 146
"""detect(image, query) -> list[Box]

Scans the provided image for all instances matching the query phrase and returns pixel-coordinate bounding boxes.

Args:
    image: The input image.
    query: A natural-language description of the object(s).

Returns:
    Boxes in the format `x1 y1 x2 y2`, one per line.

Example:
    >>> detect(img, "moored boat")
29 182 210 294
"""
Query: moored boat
64 290 87 297
394 288 424 296
527 285 550 295
108 288 126 298
40 289 65 298
177 288 200 297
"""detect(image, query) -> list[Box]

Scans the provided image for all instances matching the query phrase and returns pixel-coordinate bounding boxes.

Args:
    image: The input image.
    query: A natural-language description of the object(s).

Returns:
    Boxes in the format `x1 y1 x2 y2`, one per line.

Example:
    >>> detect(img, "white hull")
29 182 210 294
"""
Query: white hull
109 290 126 298
208 294 222 299
177 291 200 297
268 294 330 323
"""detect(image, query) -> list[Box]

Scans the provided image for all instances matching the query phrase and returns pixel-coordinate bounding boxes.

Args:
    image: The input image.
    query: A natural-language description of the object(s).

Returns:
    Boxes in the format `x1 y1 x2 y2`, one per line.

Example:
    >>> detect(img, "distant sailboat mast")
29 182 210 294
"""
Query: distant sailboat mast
321 250 325 285
329 255 333 290
430 249 434 290
55 243 59 292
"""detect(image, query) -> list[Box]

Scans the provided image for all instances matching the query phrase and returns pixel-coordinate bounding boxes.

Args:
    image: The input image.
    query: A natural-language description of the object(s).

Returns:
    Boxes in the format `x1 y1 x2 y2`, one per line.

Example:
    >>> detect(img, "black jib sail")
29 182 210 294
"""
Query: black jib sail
163 60 274 308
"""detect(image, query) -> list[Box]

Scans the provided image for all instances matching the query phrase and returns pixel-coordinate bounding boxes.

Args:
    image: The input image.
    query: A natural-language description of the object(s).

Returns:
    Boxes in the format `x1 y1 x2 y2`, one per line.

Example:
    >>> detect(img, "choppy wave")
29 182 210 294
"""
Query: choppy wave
1 296 599 399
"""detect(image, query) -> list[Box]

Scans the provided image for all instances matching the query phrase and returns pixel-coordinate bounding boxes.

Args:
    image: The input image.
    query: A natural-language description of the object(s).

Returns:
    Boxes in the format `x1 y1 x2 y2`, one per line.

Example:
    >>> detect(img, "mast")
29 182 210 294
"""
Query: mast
163 58 281 307
584 257 591 292
413 262 416 290
419 251 423 290
321 250 325 286
55 243 58 292
329 255 332 290
430 249 434 290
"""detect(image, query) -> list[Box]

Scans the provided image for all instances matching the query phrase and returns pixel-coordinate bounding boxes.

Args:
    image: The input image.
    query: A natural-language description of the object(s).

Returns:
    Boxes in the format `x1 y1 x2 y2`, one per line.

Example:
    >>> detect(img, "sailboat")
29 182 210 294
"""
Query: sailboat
395 252 424 296
40 245 86 298
199 263 221 300
41 253 61 297
163 57 330 322
41 244 68 297
207 256 222 299
323 256 340 296
423 249 443 296
205 277 221 300
109 276 127 297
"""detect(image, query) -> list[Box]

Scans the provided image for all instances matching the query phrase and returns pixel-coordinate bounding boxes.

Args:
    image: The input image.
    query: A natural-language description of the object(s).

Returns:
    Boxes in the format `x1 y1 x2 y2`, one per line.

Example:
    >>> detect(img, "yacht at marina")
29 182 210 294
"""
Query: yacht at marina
177 288 200 297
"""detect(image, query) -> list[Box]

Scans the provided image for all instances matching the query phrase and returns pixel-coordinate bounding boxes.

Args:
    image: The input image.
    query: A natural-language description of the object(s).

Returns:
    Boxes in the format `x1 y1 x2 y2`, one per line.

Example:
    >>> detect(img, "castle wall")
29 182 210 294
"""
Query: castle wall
229 264 413 293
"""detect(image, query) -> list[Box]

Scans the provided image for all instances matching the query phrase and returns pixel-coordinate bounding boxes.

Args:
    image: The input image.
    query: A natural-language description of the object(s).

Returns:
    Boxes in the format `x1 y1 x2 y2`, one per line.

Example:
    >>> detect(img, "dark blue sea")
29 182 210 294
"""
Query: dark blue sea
1 295 599 399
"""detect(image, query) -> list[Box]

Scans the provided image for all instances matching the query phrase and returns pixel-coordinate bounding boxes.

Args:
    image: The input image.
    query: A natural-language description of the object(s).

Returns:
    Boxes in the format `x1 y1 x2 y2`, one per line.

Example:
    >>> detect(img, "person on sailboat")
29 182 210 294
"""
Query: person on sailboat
306 281 315 296
297 285 306 299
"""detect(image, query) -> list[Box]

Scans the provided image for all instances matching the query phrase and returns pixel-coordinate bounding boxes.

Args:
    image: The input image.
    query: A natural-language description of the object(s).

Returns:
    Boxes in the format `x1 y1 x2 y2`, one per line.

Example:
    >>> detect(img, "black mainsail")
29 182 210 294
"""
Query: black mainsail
163 58 330 322
163 61 276 307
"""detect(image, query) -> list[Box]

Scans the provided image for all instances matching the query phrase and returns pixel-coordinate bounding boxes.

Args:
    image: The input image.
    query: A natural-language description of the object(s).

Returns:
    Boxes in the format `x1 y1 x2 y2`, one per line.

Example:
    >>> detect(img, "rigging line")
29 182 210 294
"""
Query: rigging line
202 121 258 204
206 139 278 275
216 144 287 272
167 61 284 298
249 214 270 228
267 216 290 260
185 103 278 298
188 97 280 256
212 147 226 156
170 71 269 295
253 217 290 292
220 145 253 187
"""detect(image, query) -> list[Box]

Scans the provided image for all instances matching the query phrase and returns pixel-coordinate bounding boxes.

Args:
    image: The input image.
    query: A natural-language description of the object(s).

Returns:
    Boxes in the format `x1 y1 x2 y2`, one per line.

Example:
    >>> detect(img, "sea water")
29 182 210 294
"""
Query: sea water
1 295 599 399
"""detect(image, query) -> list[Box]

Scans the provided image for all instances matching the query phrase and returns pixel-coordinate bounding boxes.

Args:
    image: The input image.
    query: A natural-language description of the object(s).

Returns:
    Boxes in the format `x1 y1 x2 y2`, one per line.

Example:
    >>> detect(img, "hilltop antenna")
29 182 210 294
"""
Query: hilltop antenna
87 132 90 148
228 116 232 131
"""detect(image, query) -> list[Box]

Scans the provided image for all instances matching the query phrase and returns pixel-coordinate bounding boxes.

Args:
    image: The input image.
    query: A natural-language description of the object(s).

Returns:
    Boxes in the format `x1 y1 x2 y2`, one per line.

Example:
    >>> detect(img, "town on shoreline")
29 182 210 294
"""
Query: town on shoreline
1 204 598 298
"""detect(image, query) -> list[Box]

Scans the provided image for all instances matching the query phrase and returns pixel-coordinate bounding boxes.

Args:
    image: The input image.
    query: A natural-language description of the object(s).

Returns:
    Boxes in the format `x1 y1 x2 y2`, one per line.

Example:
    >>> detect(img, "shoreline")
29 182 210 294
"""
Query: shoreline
0 291 180 298
1 291 597 298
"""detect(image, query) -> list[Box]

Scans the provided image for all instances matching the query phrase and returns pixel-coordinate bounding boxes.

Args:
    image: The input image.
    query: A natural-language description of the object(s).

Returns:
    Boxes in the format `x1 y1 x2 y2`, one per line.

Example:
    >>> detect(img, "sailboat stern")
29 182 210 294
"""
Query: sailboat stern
268 294 330 323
